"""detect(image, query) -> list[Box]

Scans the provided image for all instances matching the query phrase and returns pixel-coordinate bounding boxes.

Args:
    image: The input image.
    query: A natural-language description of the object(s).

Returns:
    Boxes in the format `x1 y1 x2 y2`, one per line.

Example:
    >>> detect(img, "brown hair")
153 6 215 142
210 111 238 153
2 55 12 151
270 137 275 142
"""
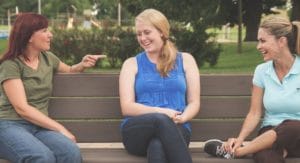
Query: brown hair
260 16 300 55
0 12 48 63
136 9 177 76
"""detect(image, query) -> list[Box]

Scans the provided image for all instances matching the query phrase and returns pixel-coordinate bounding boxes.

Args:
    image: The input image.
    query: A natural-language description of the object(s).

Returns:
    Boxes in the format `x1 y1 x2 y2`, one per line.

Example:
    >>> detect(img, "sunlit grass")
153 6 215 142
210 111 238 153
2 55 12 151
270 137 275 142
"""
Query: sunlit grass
0 39 7 55
200 42 263 74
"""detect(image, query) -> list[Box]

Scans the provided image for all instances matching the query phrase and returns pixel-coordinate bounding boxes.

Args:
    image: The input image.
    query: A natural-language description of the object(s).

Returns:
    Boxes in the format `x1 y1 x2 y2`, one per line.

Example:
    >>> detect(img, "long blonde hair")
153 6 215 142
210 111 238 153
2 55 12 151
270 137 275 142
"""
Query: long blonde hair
260 16 300 55
136 9 177 76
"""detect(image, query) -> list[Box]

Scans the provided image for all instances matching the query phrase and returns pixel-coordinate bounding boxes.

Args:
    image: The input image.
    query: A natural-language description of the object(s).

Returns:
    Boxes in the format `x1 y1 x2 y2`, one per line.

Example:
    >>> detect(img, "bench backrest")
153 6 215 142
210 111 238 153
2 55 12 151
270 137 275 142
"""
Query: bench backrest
49 73 256 143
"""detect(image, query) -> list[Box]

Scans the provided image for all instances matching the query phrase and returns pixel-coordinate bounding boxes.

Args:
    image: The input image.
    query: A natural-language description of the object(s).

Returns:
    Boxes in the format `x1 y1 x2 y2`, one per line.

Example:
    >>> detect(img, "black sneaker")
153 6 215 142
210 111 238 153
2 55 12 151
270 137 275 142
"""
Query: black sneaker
204 139 234 159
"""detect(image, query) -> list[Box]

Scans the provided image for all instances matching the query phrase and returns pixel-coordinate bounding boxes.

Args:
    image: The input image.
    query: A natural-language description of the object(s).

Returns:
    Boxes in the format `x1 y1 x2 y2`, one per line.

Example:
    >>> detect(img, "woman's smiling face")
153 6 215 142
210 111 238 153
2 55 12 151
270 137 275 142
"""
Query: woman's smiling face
256 28 282 61
135 20 164 54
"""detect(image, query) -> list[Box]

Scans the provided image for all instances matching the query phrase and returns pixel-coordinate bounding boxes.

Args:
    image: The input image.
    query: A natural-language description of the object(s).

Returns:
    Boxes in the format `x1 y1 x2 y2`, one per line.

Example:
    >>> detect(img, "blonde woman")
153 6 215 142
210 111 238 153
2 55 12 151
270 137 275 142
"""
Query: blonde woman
204 16 300 163
119 9 200 163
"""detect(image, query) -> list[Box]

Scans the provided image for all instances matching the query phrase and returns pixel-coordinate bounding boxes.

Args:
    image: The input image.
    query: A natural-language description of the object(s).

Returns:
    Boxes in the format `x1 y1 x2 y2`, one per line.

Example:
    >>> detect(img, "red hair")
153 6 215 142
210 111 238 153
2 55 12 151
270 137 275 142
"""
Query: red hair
0 12 48 62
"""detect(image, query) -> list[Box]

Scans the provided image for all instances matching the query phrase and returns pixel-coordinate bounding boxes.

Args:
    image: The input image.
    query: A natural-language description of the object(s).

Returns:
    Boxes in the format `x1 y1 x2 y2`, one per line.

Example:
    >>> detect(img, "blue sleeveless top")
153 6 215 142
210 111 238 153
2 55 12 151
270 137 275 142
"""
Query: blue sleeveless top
121 51 191 132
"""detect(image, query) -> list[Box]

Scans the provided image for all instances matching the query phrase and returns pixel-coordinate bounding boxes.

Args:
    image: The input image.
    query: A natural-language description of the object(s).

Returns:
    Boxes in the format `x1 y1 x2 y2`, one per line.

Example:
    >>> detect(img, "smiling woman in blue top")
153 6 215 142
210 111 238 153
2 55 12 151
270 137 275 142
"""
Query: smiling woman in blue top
119 8 200 163
204 17 300 163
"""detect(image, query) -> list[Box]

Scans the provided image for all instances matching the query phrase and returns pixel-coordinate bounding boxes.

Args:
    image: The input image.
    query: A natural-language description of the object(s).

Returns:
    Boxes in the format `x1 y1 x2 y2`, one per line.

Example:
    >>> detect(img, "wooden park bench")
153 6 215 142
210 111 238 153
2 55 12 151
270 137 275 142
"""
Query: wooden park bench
0 73 299 163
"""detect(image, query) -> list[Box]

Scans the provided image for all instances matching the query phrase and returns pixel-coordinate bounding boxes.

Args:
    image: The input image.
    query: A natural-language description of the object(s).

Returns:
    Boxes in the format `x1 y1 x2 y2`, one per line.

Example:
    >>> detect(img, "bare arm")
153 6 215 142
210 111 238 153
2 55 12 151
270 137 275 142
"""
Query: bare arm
3 79 76 142
58 54 106 73
119 58 181 118
236 85 263 141
174 53 200 124
225 85 264 151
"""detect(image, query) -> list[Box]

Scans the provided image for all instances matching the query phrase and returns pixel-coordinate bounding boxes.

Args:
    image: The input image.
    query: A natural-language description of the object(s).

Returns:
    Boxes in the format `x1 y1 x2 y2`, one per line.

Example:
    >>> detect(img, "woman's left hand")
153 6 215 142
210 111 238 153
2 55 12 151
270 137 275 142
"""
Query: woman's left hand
173 114 187 124
81 54 106 68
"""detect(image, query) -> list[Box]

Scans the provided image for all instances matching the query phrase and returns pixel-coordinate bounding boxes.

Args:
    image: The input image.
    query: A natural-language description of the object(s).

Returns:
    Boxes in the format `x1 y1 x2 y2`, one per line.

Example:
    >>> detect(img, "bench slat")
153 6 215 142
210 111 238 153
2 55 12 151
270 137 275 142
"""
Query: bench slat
52 74 119 97
60 120 256 142
191 120 258 141
52 74 253 97
200 97 250 118
80 148 300 163
2 149 299 163
201 75 253 96
49 97 250 119
49 98 122 119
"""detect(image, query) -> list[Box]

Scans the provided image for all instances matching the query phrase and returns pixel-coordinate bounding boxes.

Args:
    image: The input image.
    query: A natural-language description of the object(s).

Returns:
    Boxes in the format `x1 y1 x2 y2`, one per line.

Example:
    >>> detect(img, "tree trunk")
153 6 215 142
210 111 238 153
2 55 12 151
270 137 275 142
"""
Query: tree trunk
243 0 263 41
291 0 300 21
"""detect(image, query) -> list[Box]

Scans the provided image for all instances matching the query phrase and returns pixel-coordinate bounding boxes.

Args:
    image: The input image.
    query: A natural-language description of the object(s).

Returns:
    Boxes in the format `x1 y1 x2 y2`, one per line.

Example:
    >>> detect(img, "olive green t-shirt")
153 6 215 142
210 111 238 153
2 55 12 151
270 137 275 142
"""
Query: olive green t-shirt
0 51 60 119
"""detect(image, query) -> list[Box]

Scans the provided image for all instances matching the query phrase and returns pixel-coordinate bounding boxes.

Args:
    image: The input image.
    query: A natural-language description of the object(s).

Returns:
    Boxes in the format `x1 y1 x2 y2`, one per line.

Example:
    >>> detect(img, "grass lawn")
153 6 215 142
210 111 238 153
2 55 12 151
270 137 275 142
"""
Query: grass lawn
0 25 9 30
0 39 7 55
201 42 263 74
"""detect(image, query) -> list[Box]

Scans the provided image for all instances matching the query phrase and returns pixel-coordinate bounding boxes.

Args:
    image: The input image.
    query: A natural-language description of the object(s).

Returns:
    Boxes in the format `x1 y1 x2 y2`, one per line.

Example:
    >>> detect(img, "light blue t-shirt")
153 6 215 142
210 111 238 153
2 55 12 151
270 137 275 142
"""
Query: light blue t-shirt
121 51 191 131
253 55 300 127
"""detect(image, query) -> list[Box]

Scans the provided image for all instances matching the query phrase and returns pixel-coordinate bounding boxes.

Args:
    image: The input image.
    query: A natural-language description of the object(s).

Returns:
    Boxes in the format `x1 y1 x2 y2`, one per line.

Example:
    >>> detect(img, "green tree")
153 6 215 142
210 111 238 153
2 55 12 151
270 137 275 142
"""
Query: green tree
0 0 37 16
0 0 93 19
218 0 286 41
42 0 92 18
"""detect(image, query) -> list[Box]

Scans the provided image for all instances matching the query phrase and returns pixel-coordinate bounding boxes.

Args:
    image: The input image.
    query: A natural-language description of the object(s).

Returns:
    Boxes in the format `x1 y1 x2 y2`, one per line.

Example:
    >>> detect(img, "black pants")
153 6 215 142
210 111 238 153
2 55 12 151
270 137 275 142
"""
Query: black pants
121 113 192 163
254 120 300 163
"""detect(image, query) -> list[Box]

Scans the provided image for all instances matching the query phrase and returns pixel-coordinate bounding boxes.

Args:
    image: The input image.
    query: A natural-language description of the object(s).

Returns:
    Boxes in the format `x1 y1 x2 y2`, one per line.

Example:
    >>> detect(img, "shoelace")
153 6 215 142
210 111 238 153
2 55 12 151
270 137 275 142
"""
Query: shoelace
216 146 233 159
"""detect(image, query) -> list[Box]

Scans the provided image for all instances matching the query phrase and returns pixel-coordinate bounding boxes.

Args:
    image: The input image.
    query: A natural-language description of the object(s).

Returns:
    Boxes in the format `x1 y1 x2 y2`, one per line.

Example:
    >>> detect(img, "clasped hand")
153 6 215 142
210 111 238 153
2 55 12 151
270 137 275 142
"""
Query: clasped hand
159 108 186 124
223 137 243 154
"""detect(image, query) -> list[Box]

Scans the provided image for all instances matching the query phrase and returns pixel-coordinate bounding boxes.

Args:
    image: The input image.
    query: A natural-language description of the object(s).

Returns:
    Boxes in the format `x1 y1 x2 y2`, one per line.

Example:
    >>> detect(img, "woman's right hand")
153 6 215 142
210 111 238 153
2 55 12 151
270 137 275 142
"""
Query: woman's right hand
80 54 107 68
156 108 181 120
59 128 77 143
224 137 243 153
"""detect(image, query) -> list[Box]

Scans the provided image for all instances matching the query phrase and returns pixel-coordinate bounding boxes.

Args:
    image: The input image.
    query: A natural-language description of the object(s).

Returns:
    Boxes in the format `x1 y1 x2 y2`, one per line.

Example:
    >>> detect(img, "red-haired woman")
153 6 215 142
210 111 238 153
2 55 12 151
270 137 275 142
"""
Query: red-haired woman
0 13 105 162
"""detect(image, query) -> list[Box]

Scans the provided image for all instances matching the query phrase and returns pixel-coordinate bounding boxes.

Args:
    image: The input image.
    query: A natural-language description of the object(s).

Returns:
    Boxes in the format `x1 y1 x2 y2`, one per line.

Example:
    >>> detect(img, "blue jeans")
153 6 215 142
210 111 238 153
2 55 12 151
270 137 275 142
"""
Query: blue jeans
121 113 192 163
0 120 82 163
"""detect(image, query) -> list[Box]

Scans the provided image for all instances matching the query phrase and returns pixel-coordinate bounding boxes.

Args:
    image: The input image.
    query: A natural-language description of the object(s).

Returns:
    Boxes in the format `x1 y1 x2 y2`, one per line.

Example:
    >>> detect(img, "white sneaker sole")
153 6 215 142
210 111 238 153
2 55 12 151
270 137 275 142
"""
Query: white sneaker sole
204 139 223 144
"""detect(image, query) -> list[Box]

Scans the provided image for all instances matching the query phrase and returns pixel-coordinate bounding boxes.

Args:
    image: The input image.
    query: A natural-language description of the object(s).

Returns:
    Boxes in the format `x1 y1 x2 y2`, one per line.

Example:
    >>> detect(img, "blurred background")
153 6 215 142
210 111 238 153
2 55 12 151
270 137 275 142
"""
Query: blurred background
0 0 299 73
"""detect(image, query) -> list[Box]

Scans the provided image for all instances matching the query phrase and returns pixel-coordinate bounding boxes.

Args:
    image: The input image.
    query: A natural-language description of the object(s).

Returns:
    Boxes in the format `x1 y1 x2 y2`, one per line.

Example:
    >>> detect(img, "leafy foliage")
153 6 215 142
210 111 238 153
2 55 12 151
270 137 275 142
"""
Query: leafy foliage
51 27 139 68
171 22 220 67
